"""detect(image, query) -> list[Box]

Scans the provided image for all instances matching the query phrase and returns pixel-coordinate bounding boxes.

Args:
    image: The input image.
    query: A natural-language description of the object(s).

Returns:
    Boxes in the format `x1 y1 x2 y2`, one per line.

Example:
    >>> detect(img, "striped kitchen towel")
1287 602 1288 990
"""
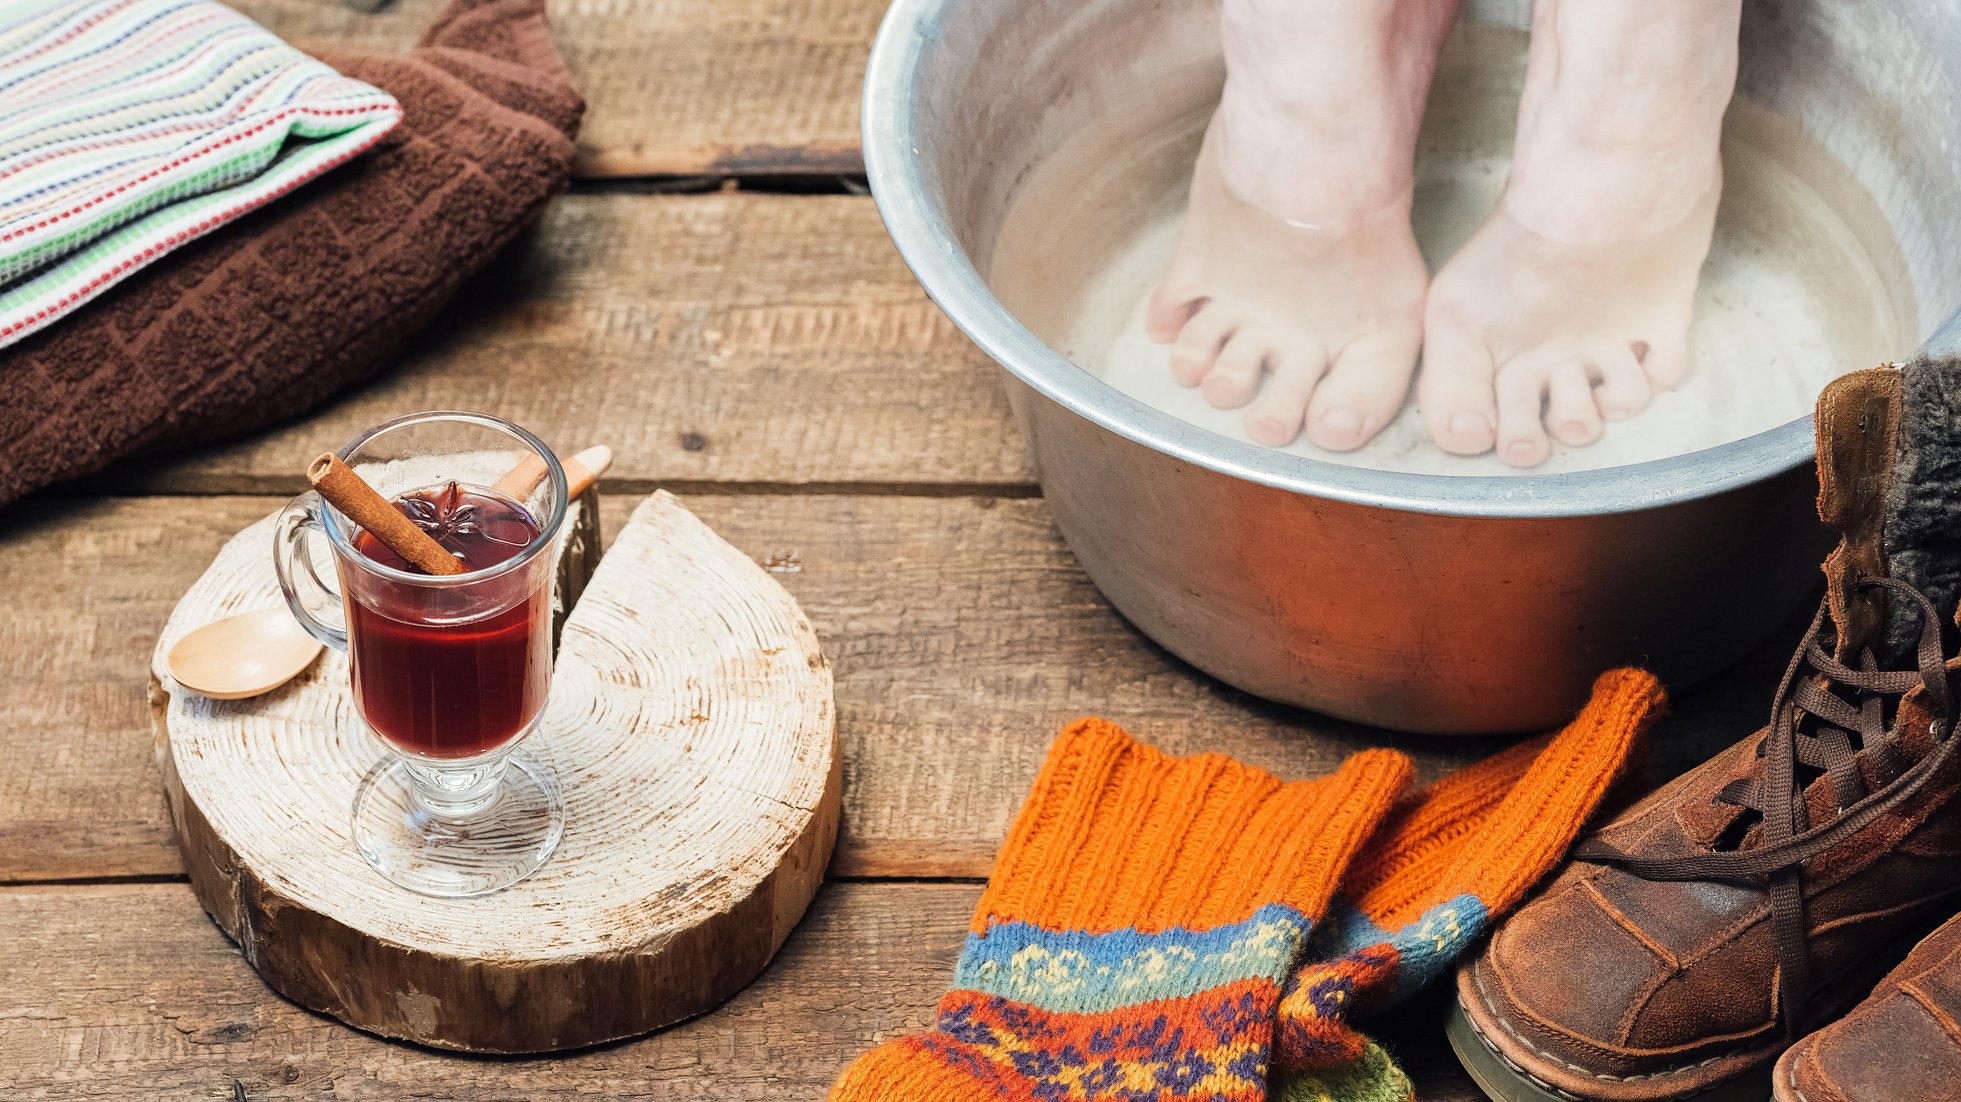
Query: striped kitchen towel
0 0 402 348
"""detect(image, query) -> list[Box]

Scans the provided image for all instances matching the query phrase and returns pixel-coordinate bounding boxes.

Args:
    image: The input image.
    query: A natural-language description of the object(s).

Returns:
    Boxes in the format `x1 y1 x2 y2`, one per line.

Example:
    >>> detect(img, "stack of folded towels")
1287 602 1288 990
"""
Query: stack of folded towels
0 0 583 506
0 0 403 347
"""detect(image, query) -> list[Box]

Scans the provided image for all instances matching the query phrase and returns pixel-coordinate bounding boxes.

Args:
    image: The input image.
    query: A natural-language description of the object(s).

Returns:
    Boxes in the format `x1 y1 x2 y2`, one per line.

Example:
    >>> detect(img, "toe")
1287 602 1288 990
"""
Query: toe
1305 328 1421 452
1546 366 1602 447
1167 305 1235 387
1146 278 1205 344
1590 346 1652 422
1496 366 1551 468
1244 345 1331 446
1418 325 1499 456
1636 333 1690 392
1203 330 1270 409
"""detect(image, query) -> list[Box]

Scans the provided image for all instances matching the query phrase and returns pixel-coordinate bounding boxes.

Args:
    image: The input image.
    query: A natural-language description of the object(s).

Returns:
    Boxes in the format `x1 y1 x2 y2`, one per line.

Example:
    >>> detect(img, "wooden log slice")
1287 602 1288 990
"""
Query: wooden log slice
149 491 839 1053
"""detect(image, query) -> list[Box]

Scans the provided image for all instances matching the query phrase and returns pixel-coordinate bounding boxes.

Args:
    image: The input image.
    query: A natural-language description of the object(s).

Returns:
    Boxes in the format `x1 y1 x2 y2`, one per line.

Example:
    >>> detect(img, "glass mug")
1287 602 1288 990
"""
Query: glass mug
275 411 569 897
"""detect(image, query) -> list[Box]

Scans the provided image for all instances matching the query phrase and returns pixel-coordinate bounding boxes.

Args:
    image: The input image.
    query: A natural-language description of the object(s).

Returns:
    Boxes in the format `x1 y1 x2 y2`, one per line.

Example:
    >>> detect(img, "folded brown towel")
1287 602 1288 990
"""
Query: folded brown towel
0 0 583 507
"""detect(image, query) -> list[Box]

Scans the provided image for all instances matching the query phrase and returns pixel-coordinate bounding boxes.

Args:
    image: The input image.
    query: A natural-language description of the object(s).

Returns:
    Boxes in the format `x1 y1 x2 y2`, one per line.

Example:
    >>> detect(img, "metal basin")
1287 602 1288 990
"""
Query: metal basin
863 0 1961 733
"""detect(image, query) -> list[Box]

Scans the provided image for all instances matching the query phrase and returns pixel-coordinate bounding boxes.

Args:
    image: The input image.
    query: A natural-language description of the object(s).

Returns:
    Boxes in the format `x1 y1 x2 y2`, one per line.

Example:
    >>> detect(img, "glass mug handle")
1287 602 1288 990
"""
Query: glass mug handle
273 492 348 650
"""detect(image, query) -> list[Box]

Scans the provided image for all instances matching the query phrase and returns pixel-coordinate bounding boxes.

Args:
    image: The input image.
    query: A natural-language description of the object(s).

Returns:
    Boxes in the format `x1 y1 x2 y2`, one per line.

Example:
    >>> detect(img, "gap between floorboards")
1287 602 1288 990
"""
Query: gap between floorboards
0 872 987 890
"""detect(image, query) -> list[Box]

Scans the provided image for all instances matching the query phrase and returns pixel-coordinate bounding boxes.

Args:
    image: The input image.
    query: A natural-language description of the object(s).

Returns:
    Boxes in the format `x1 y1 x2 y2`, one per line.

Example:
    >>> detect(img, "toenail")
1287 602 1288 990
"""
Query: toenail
1505 439 1541 461
1561 421 1591 440
1450 412 1490 438
1319 408 1362 436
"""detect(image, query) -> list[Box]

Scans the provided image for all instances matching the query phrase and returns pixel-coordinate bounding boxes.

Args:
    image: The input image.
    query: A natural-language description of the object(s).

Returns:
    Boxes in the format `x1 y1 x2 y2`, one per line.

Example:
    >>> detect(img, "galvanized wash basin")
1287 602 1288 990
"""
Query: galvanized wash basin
863 0 1961 733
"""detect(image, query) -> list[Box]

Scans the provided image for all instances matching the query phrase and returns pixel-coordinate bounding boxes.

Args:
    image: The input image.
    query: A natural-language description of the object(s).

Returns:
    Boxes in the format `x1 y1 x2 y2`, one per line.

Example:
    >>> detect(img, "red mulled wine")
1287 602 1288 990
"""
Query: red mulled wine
348 482 550 759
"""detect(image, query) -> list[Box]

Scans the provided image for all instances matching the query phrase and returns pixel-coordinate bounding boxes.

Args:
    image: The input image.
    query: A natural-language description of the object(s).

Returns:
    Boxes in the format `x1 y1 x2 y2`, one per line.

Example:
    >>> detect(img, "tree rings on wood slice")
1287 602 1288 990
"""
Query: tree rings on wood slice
149 491 839 1052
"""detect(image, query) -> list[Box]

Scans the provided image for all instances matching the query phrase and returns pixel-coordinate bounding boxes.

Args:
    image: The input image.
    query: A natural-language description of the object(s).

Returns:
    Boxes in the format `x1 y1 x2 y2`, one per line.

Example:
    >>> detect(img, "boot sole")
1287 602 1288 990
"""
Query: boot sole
1446 994 1771 1102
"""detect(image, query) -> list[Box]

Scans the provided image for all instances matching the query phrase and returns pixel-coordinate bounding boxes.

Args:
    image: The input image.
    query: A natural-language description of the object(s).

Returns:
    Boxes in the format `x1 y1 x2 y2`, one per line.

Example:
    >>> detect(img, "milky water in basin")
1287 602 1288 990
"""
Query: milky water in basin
993 25 1916 476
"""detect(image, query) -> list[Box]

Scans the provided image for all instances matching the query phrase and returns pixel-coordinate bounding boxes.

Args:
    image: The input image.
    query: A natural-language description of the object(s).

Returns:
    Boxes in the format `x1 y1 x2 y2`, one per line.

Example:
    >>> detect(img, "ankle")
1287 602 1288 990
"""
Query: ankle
1504 0 1739 241
1210 0 1447 227
1502 136 1721 244
1208 90 1416 229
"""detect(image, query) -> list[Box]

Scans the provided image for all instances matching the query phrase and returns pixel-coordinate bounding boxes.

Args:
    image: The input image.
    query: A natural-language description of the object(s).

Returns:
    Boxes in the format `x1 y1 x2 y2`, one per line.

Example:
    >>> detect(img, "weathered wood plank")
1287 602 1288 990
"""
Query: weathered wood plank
86 194 1027 497
228 0 879 178
0 880 1484 1101
0 499 225 881
0 881 965 1099
697 495 1789 877
0 493 1791 885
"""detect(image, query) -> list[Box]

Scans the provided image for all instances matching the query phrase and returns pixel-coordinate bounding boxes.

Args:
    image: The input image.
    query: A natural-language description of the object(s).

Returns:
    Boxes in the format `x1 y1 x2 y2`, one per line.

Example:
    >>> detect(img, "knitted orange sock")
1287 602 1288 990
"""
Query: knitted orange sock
1273 668 1666 1101
830 718 1414 1102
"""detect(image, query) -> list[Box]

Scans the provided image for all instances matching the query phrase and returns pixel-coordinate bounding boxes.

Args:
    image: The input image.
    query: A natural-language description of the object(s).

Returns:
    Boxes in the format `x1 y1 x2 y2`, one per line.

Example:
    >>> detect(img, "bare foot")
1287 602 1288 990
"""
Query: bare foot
1421 0 1741 467
1148 0 1455 451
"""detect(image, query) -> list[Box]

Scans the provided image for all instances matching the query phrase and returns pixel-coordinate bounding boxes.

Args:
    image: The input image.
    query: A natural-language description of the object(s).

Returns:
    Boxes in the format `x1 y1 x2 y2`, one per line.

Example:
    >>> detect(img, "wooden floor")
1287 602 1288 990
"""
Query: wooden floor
1 1 1802 1098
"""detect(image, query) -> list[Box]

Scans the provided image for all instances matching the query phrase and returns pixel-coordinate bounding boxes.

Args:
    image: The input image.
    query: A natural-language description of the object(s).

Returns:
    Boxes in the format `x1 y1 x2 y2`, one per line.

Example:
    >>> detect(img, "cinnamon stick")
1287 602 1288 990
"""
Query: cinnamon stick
306 454 466 576
493 445 613 502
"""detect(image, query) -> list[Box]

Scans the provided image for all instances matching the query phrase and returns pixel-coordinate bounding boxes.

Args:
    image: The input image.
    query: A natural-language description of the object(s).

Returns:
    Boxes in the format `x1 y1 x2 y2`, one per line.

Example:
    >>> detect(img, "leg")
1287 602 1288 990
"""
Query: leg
1149 0 1456 450
1421 0 1740 467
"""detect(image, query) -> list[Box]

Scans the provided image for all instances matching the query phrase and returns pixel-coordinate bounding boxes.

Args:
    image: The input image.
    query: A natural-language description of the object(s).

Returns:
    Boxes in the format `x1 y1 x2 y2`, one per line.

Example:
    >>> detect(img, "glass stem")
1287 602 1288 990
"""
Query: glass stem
405 753 510 819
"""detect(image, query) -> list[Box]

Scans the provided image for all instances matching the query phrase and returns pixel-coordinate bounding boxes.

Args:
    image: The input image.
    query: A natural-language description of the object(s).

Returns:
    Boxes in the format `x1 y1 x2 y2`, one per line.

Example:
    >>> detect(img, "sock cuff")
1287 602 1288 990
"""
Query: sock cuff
974 718 1413 935
1344 667 1663 929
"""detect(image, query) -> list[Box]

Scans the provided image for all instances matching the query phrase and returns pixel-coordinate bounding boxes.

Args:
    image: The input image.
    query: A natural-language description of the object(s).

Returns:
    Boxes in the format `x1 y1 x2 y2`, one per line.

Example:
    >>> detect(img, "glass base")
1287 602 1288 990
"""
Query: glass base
352 748 565 898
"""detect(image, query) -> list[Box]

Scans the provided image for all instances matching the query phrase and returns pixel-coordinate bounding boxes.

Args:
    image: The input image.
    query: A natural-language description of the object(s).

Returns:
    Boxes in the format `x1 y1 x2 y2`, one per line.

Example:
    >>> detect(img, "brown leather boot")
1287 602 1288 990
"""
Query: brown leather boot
1772 911 1961 1102
1445 363 1961 1102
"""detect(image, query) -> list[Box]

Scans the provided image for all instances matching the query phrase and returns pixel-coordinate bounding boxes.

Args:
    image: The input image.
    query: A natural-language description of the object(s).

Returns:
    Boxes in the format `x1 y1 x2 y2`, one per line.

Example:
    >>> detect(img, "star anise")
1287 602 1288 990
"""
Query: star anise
400 481 528 547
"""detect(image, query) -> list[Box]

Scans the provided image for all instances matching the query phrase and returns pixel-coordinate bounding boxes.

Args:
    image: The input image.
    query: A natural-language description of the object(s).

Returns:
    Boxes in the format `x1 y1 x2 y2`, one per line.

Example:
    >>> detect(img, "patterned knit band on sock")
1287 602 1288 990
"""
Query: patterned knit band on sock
830 718 1414 1102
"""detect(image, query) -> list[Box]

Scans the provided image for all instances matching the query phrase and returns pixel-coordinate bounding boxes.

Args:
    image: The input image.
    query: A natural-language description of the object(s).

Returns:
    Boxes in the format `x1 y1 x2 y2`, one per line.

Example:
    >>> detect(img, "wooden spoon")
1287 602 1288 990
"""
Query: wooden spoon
493 444 614 501
167 608 324 700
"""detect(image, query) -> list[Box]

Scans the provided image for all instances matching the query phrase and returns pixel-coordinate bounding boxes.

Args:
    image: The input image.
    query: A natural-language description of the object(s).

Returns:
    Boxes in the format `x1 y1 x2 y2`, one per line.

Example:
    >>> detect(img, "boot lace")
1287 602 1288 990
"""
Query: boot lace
1575 578 1958 1036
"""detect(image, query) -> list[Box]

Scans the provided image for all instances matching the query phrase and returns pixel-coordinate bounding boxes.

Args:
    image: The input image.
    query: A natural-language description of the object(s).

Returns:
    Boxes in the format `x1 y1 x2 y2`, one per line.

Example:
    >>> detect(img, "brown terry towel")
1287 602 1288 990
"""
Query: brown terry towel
0 0 584 507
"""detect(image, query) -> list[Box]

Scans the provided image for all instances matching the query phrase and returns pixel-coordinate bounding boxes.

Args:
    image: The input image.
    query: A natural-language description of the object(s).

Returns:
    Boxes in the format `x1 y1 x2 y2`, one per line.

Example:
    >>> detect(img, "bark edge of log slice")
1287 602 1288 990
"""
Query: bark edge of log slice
149 490 840 1053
